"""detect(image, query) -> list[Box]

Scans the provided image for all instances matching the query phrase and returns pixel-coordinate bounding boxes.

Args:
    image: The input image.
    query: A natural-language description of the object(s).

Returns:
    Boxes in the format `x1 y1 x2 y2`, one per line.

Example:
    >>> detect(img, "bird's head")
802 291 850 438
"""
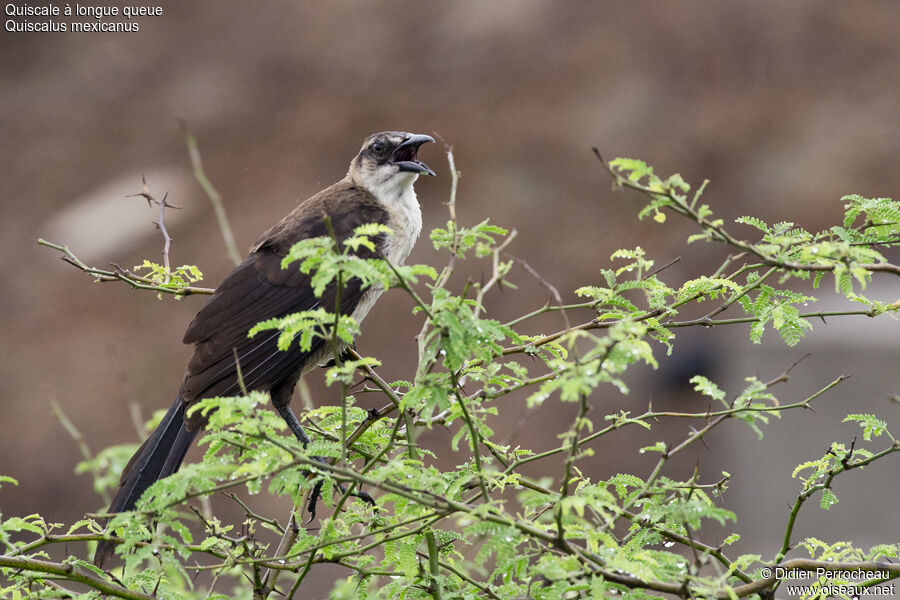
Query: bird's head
349 131 436 195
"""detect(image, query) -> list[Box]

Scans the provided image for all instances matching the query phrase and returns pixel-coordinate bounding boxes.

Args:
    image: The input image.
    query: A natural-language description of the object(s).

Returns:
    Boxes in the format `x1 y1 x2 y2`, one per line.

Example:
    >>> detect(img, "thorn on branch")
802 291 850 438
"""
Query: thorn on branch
110 263 131 277
646 255 681 279
763 353 812 388
128 179 176 281
511 254 572 332
842 437 857 468
61 255 81 270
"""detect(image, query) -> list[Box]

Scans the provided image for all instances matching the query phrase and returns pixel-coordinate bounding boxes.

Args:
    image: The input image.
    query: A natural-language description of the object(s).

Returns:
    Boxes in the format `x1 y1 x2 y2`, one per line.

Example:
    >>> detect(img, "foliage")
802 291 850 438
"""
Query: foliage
8 152 900 599
132 260 204 299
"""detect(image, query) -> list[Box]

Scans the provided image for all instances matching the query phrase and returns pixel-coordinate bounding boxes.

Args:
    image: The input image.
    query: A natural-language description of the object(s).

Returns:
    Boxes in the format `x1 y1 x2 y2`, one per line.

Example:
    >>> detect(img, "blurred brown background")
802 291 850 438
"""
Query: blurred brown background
2 1 899 593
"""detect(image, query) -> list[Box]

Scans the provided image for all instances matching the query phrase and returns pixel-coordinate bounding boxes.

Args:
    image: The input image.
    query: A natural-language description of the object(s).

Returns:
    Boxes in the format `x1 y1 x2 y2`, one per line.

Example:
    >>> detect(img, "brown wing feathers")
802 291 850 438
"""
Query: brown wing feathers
179 182 388 420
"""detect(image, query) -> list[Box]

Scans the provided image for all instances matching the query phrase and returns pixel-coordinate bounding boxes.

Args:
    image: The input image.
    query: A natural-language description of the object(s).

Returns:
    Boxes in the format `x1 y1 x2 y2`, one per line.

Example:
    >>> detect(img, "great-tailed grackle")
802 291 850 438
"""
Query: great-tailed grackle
93 131 435 567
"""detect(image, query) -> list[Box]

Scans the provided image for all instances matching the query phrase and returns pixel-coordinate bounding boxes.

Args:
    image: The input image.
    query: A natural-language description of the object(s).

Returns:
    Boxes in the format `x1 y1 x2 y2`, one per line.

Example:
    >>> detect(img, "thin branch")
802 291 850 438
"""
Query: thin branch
508 373 846 481
0 555 158 600
507 250 569 331
417 141 461 363
258 503 303 599
495 302 896 363
321 214 350 464
450 377 491 502
183 124 242 266
227 493 284 534
37 239 214 296
595 148 900 277
775 439 900 563
470 228 518 319
50 400 107 502
556 389 589 544
424 530 444 600
128 177 178 281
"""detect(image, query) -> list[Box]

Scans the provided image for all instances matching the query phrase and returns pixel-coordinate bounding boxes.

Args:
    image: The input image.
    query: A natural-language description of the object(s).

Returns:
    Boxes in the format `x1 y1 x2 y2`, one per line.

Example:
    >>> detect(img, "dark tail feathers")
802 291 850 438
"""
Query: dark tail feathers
93 396 197 567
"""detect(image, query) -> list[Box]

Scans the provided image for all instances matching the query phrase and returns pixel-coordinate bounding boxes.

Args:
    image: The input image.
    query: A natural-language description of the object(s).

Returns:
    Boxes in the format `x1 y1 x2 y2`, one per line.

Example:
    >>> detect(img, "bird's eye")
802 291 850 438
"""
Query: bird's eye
371 142 385 154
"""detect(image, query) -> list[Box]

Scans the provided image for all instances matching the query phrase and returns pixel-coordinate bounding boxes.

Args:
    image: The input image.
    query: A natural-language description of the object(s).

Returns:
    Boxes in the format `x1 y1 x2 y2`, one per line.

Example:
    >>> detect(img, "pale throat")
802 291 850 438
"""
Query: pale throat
348 173 423 327
360 171 423 265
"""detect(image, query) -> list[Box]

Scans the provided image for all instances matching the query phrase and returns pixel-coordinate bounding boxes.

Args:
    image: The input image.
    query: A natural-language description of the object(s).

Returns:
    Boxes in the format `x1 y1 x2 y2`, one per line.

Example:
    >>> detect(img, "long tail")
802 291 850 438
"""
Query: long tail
93 396 197 567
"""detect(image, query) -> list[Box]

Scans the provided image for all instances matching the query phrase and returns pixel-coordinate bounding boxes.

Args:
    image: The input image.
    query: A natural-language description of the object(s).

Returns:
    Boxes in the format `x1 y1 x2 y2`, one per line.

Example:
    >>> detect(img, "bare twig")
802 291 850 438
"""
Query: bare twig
128 177 179 281
471 229 517 320
50 400 108 505
258 503 304 599
183 123 242 266
508 252 570 331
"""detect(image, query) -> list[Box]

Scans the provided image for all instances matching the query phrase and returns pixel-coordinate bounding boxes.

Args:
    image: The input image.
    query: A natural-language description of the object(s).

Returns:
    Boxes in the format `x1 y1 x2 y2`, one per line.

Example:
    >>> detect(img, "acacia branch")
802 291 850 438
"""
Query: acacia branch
0 555 158 600
495 301 897 362
424 530 444 600
37 239 214 296
502 364 836 475
776 440 900 563
595 148 900 277
279 451 737 600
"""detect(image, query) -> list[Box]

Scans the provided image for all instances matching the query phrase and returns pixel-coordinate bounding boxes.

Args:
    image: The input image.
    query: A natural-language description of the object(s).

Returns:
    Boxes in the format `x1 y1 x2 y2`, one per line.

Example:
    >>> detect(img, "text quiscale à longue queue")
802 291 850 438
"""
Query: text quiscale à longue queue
5 3 162 32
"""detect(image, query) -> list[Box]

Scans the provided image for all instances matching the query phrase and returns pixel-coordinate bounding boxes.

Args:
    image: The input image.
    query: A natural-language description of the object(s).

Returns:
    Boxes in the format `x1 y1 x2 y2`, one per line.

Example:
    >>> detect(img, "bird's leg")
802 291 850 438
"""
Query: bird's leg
272 402 374 518
274 402 312 448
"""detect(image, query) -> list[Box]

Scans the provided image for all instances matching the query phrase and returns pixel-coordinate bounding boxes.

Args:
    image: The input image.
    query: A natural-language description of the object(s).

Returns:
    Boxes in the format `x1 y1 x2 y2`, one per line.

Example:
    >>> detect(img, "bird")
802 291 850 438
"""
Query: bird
93 131 436 567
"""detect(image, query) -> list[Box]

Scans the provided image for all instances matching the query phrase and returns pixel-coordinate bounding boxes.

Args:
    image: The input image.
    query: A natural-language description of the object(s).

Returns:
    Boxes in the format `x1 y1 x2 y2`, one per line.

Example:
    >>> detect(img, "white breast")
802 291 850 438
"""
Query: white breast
380 182 423 264
350 179 422 325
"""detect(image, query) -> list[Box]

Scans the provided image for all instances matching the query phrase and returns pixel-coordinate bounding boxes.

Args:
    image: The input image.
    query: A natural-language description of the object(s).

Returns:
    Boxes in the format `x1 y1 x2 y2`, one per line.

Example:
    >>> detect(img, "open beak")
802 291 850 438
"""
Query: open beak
391 133 436 176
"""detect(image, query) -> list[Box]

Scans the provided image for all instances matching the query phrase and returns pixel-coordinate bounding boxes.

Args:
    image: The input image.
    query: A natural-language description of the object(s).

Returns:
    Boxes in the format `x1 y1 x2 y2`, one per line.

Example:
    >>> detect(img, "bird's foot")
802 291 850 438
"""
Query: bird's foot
305 456 375 522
